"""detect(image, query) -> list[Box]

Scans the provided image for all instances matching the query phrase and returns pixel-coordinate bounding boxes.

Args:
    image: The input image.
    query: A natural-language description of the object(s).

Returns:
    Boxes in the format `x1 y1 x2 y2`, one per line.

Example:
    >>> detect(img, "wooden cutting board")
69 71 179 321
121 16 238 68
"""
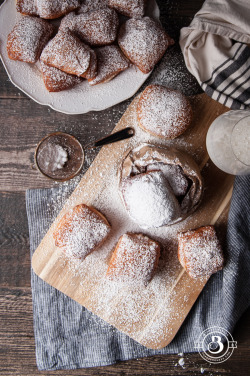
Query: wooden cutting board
32 93 234 349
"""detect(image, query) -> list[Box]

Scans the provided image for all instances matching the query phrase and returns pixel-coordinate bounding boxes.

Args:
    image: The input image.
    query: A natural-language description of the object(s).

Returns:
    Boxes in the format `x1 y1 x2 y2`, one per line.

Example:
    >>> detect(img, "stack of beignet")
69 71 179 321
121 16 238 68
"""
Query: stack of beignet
7 0 174 92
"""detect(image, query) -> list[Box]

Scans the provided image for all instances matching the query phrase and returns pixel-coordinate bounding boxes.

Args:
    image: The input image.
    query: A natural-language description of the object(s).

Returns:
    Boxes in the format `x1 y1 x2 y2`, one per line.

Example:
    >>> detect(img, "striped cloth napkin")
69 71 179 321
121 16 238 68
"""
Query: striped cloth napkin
179 0 250 109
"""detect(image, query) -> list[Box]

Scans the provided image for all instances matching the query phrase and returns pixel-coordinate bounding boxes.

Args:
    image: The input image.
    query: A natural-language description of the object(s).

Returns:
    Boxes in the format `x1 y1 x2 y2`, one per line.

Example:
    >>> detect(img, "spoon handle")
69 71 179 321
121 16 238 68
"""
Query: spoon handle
86 127 135 149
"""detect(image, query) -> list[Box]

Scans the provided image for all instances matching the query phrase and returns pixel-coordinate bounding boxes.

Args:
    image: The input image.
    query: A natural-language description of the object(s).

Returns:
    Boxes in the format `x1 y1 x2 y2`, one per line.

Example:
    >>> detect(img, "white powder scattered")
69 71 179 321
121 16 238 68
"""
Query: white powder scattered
178 357 185 367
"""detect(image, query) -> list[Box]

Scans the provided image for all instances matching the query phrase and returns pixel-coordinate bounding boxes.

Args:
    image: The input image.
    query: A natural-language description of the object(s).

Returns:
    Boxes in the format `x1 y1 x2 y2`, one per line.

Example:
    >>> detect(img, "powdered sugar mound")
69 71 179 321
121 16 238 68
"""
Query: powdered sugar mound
106 233 160 284
146 163 188 196
122 170 182 228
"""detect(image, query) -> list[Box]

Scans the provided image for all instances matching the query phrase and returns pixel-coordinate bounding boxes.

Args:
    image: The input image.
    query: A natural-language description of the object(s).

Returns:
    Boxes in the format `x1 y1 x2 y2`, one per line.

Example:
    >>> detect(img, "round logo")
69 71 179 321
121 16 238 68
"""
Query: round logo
195 326 237 364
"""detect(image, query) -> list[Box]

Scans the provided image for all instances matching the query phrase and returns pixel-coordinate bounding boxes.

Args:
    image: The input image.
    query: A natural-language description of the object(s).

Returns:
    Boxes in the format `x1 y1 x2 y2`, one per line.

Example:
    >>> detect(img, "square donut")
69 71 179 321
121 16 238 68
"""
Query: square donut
53 204 111 259
106 233 161 285
178 225 224 280
40 30 91 77
7 16 54 63
108 0 146 18
118 17 174 74
88 45 129 85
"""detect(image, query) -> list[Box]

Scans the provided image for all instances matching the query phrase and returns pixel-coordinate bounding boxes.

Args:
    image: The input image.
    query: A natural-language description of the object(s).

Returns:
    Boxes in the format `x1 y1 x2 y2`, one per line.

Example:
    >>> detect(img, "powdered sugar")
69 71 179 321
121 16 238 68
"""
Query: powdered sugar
121 170 182 228
146 163 188 196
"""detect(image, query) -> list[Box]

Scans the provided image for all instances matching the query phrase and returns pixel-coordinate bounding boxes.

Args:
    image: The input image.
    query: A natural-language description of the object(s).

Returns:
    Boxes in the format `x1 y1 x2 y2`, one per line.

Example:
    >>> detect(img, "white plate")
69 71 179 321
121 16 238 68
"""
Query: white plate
0 0 160 114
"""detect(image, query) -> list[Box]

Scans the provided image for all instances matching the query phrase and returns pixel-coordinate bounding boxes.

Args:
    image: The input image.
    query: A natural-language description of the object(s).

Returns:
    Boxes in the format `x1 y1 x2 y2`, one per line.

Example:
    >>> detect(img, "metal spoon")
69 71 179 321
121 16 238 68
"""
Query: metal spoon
35 127 134 181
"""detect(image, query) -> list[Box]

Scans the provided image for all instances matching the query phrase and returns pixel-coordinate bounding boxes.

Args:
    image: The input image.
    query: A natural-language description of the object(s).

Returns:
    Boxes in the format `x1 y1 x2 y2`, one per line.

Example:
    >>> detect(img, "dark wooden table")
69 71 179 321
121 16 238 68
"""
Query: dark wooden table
0 1 249 375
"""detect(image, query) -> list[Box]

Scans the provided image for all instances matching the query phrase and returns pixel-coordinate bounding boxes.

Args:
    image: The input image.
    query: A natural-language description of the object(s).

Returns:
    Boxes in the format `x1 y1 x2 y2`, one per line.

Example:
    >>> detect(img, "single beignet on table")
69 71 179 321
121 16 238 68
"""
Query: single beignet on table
88 45 129 85
119 144 203 228
118 17 174 74
137 85 193 139
40 30 91 77
106 233 161 285
59 7 119 46
53 204 111 259
108 0 146 18
178 226 224 280
7 16 54 63
40 61 82 92
16 0 81 19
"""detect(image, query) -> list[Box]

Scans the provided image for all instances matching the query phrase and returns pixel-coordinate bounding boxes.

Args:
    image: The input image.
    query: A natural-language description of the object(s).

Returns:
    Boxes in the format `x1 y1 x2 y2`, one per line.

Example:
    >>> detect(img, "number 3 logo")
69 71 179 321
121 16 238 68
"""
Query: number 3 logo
208 336 224 354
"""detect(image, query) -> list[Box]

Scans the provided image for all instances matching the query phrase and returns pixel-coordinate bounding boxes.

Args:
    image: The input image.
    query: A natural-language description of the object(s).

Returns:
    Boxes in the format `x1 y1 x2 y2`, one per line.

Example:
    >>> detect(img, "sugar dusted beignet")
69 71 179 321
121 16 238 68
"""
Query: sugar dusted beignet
89 45 129 85
108 0 146 18
178 226 224 280
7 16 54 63
40 61 82 92
59 8 119 46
40 30 91 77
106 233 161 285
137 85 193 139
118 17 174 74
53 204 111 259
77 0 108 14
16 0 81 19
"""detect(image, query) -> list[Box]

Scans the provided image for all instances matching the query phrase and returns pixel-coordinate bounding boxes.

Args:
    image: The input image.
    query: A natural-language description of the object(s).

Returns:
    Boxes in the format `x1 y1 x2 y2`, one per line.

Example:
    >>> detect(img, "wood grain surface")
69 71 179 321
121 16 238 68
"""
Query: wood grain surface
0 0 249 375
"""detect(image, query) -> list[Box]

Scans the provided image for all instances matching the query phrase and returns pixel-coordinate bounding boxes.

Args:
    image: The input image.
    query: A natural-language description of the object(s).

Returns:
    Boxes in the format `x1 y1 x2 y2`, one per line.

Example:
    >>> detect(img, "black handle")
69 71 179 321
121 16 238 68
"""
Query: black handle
86 127 135 149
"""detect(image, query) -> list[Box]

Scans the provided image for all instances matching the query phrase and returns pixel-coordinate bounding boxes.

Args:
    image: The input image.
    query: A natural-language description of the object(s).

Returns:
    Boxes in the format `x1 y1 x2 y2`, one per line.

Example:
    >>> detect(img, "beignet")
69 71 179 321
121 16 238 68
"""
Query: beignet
7 16 54 63
106 233 161 284
77 0 108 14
108 0 146 18
137 85 193 139
59 7 119 46
53 204 111 259
40 30 91 77
16 0 80 19
178 226 224 280
119 144 203 228
40 61 82 92
89 45 129 85
118 17 174 74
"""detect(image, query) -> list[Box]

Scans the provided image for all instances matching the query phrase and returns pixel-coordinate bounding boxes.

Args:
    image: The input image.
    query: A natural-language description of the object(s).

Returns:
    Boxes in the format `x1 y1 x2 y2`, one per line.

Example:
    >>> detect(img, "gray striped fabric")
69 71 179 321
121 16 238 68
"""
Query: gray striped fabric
201 43 250 109
26 175 250 370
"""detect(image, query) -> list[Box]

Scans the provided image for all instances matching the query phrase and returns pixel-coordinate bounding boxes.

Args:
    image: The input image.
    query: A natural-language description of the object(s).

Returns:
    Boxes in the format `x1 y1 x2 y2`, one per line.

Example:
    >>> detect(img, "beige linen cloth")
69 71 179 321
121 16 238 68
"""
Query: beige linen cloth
179 0 250 109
